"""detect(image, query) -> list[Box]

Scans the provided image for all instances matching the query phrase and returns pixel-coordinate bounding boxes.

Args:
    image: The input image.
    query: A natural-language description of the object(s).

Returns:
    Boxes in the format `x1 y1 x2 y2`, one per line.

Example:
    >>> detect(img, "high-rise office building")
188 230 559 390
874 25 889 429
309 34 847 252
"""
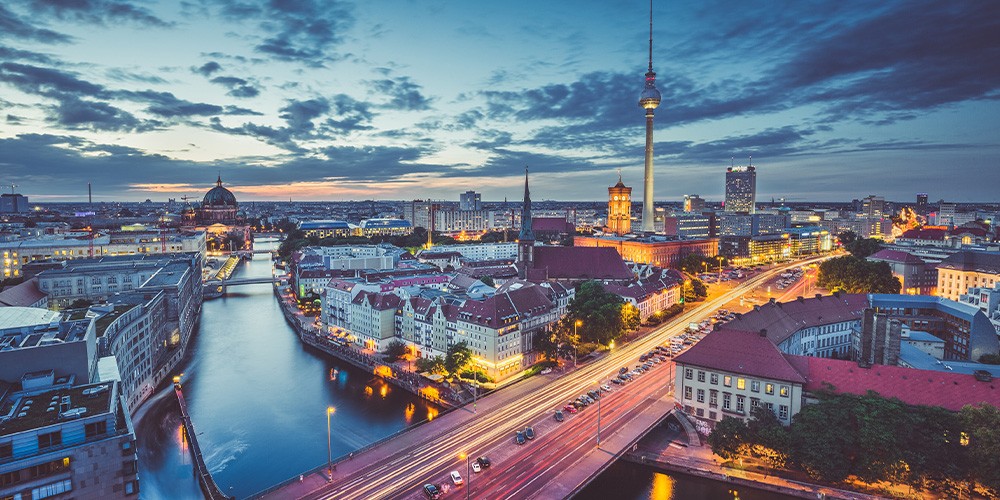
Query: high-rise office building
683 194 705 213
862 195 886 218
916 193 928 207
724 165 756 214
459 191 482 211
607 175 633 236
0 193 29 213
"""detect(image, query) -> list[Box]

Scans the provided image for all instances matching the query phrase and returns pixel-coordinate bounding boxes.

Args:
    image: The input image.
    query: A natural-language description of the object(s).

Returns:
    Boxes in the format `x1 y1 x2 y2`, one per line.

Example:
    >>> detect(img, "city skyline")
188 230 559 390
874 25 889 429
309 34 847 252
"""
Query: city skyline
1 1 998 202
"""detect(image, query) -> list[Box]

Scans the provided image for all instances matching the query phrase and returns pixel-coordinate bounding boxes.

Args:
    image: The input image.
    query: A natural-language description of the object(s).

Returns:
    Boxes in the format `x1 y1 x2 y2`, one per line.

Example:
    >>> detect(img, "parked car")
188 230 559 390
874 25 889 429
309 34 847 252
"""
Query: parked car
451 471 463 485
524 426 536 440
423 484 441 499
564 404 578 413
477 456 492 468
619 367 629 375
514 431 526 445
611 378 624 385
471 461 482 473
601 384 611 392
555 410 565 422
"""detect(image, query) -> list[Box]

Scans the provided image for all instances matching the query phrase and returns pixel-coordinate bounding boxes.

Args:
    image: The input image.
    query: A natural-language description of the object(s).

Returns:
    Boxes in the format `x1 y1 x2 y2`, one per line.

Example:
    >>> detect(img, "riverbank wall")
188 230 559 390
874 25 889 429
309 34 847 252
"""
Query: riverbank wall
174 382 234 500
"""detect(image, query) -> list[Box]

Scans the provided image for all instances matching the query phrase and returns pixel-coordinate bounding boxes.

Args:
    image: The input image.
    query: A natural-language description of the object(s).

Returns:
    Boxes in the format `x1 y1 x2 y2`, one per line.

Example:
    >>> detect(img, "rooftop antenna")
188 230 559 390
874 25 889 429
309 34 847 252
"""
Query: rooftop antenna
647 0 653 72
749 155 753 167
8 183 16 195
617 167 622 183
88 182 92 205
731 157 734 168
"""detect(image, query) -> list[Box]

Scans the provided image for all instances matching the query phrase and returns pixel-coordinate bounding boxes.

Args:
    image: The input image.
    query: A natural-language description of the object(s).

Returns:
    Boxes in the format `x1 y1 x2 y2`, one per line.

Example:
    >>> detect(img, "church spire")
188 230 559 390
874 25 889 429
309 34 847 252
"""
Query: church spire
519 167 535 242
216 173 223 187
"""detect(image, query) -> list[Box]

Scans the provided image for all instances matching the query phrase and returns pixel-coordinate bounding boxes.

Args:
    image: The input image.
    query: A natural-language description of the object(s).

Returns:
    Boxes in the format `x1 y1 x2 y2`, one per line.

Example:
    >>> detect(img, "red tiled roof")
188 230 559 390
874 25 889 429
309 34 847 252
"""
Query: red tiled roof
798 356 1000 412
868 249 925 265
352 291 401 310
532 217 575 233
604 276 680 300
458 283 555 329
0 278 46 307
724 294 869 345
899 228 947 241
674 328 807 384
937 251 1000 275
531 246 632 281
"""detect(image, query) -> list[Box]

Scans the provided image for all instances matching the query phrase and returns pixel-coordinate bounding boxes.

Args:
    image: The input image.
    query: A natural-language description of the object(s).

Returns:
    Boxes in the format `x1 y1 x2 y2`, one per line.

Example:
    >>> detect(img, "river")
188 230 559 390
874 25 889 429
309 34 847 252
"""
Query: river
135 240 791 500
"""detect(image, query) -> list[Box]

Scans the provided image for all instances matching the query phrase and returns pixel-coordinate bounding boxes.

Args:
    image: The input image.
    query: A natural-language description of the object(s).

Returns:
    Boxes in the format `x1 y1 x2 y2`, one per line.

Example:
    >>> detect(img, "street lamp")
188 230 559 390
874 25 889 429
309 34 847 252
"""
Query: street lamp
573 319 583 367
593 380 602 448
458 452 471 500
326 407 336 481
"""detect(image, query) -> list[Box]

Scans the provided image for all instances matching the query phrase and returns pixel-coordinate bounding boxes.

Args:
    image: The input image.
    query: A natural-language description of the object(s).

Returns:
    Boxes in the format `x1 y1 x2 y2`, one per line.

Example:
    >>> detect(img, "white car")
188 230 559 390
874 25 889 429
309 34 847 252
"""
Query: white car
471 461 482 473
450 471 463 485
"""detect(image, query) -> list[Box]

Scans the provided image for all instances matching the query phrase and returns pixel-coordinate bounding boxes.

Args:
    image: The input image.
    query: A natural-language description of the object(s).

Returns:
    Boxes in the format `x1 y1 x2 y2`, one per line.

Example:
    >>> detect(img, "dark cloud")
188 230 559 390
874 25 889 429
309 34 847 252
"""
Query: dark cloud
105 68 168 85
0 45 57 65
370 77 432 111
0 61 106 97
28 0 173 27
53 95 148 131
209 76 260 98
325 94 374 132
6 114 23 124
194 61 222 77
0 4 71 43
212 0 355 66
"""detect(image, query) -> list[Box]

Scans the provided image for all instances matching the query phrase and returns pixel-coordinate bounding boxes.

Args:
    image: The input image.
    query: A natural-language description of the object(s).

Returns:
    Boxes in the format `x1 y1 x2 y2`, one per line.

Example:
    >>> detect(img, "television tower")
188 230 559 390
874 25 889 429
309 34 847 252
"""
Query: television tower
638 0 661 233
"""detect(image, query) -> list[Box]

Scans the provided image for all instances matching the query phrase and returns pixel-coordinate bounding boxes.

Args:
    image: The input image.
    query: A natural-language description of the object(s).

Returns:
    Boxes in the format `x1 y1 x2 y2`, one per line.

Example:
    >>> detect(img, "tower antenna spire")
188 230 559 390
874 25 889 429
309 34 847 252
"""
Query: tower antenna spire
648 0 654 72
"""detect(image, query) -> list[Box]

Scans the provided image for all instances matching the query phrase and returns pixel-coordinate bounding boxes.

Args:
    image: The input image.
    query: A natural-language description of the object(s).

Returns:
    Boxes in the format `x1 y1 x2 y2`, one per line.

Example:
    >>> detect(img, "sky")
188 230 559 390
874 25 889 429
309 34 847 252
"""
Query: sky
1 0 998 204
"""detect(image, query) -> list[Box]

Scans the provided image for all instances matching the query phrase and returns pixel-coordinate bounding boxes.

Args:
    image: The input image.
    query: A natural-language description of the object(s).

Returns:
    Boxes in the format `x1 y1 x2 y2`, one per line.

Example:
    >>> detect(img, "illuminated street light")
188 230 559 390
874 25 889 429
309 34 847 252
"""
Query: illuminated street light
458 452 471 500
326 407 336 481
573 319 583 367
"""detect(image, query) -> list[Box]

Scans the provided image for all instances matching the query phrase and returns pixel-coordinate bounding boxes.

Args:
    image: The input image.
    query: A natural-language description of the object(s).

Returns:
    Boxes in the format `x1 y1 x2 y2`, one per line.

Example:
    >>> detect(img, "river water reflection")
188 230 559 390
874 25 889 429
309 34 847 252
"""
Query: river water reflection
135 241 437 499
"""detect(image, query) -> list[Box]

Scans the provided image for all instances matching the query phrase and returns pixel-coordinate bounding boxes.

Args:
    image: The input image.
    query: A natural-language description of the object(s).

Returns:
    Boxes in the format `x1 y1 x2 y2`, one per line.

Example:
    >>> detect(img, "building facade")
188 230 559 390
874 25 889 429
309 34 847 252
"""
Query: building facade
606 177 633 236
724 166 756 214
936 251 1000 301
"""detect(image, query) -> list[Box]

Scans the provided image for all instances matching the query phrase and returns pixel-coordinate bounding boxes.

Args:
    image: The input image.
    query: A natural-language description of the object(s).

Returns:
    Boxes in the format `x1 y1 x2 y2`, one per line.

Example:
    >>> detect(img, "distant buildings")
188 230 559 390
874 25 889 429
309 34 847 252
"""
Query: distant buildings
867 249 937 295
683 194 705 213
861 195 886 219
574 234 719 268
297 219 413 239
460 191 482 211
0 193 29 214
960 283 1000 335
724 165 756 214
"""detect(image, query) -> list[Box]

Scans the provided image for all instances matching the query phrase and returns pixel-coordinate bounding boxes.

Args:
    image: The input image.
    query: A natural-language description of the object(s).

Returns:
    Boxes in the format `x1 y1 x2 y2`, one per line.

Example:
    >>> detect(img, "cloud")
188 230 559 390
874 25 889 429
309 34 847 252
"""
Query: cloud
0 45 57 65
212 0 355 66
53 95 148 131
0 4 71 43
0 61 106 97
105 68 168 84
209 76 260 98
27 0 173 27
194 61 222 77
370 76 432 111
6 114 23 124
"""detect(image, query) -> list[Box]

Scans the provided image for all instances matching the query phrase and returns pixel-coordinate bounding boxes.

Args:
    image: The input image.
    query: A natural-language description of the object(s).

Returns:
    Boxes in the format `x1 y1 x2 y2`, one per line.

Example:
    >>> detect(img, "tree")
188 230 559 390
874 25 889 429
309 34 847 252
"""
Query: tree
68 298 93 309
445 341 473 375
479 276 495 287
532 328 560 362
817 256 901 294
960 404 1000 496
746 406 790 469
382 339 408 362
845 238 884 259
789 393 858 482
838 230 859 247
978 353 1000 365
708 416 750 461
415 355 446 374
564 281 636 345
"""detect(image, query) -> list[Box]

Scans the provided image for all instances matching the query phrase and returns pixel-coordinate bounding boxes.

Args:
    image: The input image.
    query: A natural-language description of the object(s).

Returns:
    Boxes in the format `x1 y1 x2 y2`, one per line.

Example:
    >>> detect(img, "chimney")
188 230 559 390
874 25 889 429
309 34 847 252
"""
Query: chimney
768 298 776 304
797 296 804 302
815 293 822 300
759 329 767 337
974 370 993 382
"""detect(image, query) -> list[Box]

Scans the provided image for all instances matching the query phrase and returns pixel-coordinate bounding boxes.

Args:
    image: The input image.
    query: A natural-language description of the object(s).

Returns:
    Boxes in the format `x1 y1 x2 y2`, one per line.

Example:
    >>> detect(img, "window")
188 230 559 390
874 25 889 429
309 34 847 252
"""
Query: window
697 371 705 383
780 385 789 397
709 411 717 420
710 374 719 385
723 376 732 387
709 390 718 408
684 386 692 400
85 421 107 439
32 479 72 499
696 408 704 417
0 441 11 459
736 378 746 390
722 393 731 410
750 381 760 392
125 480 137 495
37 431 61 449
697 389 705 403
779 404 789 420
684 368 693 380
765 383 774 395
736 395 745 413
751 397 760 409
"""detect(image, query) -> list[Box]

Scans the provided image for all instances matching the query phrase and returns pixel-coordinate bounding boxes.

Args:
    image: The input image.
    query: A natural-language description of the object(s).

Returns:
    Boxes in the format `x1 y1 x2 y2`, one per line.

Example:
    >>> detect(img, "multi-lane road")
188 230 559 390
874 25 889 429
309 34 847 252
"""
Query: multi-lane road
273 256 831 500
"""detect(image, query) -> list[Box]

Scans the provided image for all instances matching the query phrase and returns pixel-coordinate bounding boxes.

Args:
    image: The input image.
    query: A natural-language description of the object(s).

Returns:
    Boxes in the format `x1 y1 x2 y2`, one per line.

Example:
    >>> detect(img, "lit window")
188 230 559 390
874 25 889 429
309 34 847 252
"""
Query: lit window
736 378 746 390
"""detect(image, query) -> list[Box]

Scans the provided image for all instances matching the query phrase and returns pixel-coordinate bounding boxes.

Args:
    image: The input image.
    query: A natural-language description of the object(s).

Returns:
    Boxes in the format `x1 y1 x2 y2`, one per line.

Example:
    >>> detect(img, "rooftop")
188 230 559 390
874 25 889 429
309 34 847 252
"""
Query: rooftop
0 381 115 436
531 246 633 281
724 294 869 345
868 249 926 265
937 251 1000 275
0 307 61 331
674 328 807 384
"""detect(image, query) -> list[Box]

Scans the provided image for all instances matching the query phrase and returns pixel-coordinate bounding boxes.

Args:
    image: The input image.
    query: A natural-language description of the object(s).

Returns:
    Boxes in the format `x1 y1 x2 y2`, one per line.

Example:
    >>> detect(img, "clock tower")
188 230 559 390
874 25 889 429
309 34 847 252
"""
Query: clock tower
607 173 633 236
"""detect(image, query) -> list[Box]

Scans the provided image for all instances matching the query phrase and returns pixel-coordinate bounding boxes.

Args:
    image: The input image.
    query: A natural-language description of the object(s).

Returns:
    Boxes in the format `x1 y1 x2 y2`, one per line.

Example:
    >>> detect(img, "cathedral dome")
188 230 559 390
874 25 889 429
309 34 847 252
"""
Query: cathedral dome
203 176 237 207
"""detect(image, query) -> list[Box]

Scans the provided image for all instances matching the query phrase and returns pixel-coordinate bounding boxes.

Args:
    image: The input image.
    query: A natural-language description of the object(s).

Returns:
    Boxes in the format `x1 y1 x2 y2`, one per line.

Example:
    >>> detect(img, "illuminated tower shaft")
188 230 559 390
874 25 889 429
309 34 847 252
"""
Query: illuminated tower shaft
638 0 661 233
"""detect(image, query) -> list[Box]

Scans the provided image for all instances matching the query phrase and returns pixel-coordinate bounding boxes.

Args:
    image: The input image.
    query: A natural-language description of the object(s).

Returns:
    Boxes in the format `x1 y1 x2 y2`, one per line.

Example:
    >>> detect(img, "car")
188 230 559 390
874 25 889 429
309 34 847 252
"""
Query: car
477 456 492 468
601 384 611 392
619 367 629 375
554 410 565 422
524 426 535 440
423 484 441 499
514 431 526 445
611 378 624 385
471 461 482 473
563 404 578 413
451 471 463 485
540 367 552 375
